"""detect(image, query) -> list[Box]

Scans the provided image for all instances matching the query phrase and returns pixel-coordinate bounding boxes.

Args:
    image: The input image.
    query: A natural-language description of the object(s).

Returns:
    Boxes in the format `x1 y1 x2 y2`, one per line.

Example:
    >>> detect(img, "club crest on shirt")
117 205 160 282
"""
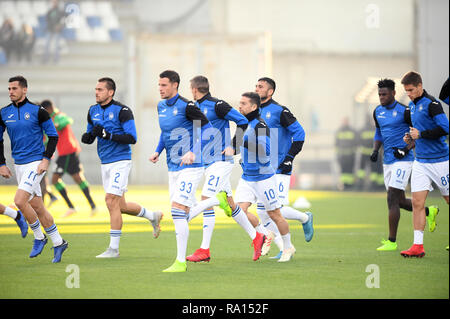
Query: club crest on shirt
173 108 178 116
392 110 397 117
266 112 271 119
24 112 30 120
109 112 114 120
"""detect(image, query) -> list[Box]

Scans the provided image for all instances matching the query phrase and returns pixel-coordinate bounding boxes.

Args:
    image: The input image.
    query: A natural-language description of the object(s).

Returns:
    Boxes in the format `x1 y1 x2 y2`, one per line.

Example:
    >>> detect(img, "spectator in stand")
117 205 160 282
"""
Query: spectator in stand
43 0 66 64
0 19 16 63
16 23 36 63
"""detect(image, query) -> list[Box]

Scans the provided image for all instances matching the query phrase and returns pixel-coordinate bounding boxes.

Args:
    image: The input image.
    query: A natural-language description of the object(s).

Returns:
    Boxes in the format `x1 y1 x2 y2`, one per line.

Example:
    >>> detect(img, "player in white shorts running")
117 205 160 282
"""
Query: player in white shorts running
149 70 213 272
254 77 314 259
370 78 438 252
184 75 249 263
224 92 296 262
1 75 68 262
82 77 162 259
400 71 449 258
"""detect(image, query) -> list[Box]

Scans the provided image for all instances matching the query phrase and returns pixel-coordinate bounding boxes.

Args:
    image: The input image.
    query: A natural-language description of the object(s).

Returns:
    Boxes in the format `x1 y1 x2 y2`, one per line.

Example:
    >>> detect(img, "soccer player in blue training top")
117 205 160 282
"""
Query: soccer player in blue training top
370 78 438 251
0 203 28 238
221 92 297 262
400 71 449 258
0 75 68 263
149 70 214 272
82 77 162 259
253 77 314 259
184 75 250 263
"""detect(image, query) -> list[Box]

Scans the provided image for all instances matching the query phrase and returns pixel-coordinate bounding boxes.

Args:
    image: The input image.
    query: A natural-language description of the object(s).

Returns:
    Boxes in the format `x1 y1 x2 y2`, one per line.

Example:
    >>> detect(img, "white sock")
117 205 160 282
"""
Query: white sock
3 206 18 219
188 197 219 222
200 209 215 249
257 204 282 239
172 208 189 262
273 235 284 251
413 230 424 245
281 206 309 223
44 224 63 247
29 219 45 240
109 229 121 250
137 207 154 221
232 206 256 240
281 232 293 250
255 223 269 236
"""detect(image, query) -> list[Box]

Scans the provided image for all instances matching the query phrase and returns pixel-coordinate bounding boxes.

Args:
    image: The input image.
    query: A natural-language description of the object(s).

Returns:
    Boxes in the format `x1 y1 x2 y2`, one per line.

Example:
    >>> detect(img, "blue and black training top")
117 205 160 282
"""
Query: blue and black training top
0 98 58 165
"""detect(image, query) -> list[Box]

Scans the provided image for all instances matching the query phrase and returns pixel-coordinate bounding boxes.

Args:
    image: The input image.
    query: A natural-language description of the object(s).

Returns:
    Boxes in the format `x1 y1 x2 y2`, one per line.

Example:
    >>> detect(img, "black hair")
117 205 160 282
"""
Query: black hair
258 77 276 92
98 77 116 96
160 70 180 86
377 78 395 91
401 71 423 87
9 75 28 88
190 75 209 94
41 99 53 109
242 92 261 108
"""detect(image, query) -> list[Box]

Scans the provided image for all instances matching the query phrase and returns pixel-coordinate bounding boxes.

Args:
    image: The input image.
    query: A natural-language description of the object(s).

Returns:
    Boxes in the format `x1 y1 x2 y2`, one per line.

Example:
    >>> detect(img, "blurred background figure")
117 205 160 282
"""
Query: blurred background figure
40 174 59 208
16 23 36 63
357 114 384 191
43 0 66 64
0 19 16 64
335 117 357 190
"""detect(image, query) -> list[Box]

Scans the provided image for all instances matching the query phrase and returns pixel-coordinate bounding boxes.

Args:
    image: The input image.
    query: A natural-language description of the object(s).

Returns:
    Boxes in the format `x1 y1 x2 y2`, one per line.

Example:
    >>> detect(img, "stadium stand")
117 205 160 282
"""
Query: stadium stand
0 1 123 46
0 1 127 185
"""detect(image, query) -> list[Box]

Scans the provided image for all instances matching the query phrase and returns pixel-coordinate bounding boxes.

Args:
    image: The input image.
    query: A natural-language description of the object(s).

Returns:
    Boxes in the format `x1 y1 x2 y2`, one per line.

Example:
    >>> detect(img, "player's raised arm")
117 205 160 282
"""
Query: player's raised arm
418 101 449 139
214 100 248 155
439 78 449 105
0 118 12 178
81 108 96 144
111 106 137 144
370 108 383 162
0 112 6 168
184 101 212 164
38 106 58 162
150 133 165 163
278 107 305 173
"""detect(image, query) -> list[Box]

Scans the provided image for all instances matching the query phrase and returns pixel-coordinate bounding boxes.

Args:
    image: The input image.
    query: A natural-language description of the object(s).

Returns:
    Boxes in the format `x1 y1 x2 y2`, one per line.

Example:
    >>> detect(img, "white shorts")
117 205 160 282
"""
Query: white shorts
201 161 234 198
14 161 44 199
168 167 204 207
101 160 132 196
235 175 282 211
275 174 291 205
383 161 413 191
411 160 449 196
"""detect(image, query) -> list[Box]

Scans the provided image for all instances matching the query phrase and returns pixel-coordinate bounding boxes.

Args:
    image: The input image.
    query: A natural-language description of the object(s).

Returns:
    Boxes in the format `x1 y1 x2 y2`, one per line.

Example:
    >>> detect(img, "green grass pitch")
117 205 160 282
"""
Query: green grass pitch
0 185 448 299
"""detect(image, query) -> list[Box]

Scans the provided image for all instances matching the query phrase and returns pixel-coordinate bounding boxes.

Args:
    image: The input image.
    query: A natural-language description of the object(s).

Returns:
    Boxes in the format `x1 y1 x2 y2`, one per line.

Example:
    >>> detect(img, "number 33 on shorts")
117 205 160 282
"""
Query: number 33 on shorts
179 181 193 194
